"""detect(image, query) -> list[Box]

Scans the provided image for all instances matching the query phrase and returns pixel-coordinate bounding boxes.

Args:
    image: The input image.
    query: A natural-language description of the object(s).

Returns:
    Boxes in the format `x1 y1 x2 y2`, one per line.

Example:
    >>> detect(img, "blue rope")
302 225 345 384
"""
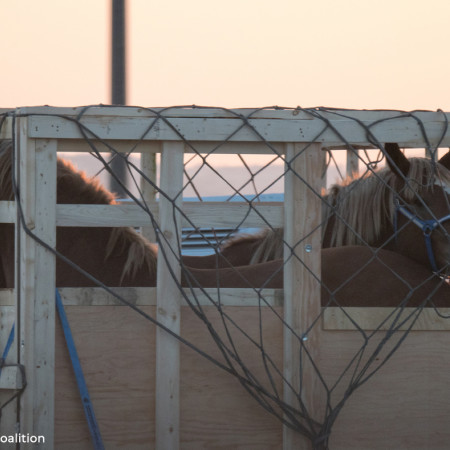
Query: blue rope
0 323 15 377
55 289 105 450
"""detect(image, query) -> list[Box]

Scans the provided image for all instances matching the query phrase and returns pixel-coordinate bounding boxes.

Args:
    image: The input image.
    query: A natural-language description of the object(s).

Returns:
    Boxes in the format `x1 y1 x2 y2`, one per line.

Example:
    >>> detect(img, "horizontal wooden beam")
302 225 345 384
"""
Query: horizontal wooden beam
56 139 287 155
10 107 448 148
0 201 284 228
0 287 283 308
322 307 450 331
13 105 450 123
1 288 449 331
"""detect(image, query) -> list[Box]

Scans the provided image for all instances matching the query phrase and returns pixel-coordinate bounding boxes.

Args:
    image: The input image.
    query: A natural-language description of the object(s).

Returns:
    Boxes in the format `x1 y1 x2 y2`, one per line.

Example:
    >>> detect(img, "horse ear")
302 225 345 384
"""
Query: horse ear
384 143 410 178
438 150 450 170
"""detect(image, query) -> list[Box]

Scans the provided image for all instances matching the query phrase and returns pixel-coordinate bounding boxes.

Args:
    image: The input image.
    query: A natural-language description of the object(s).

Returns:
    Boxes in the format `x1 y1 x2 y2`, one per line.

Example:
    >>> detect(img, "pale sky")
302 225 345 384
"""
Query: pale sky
2 0 450 111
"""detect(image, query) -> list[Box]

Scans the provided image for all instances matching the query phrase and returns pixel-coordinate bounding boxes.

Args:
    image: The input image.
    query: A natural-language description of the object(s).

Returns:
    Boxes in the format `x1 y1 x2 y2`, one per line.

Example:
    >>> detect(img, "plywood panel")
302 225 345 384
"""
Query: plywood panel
47 303 450 449
54 306 156 449
320 330 450 450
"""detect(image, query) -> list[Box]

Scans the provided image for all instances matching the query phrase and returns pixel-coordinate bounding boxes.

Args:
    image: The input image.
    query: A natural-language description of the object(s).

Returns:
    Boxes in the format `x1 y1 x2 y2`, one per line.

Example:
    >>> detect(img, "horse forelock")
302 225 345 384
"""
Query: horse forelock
327 157 450 247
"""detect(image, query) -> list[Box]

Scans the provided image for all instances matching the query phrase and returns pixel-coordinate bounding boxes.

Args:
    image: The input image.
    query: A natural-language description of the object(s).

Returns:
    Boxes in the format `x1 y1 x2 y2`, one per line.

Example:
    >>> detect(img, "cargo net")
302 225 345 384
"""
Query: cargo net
1 106 450 449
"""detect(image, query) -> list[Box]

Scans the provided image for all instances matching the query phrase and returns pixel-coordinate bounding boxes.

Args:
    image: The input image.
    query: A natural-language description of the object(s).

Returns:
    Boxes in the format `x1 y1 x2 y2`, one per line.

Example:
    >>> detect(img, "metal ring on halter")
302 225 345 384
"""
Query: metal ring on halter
423 225 433 236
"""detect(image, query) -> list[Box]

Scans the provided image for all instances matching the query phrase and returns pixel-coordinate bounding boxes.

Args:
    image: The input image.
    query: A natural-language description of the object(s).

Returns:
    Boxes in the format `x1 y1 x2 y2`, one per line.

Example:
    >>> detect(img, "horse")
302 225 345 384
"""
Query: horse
208 144 450 275
0 139 448 309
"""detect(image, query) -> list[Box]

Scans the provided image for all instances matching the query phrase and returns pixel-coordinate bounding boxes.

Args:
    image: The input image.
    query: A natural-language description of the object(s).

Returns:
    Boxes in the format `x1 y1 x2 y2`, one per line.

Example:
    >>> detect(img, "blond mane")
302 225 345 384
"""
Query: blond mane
223 157 450 264
0 140 157 281
327 158 450 247
222 228 284 264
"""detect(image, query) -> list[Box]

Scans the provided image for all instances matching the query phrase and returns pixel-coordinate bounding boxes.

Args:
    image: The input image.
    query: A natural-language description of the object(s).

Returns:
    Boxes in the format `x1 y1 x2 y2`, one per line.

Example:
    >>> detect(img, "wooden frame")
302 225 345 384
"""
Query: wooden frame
0 106 449 450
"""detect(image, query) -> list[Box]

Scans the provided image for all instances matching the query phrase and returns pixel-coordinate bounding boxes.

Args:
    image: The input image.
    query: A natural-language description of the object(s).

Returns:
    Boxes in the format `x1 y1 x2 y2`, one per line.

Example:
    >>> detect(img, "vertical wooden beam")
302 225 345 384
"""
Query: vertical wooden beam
0 117 17 441
346 148 359 177
140 147 159 242
15 117 57 448
283 143 324 449
155 142 184 450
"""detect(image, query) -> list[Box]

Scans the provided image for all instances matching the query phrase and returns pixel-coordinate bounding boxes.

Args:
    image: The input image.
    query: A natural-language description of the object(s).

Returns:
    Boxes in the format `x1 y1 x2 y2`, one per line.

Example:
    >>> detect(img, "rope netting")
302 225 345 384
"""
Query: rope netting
1 106 449 448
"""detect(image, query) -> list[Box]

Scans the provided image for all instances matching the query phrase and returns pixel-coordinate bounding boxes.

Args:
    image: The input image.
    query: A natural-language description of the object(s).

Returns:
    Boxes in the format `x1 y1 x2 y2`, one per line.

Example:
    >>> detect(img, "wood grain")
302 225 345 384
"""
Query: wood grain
283 143 325 449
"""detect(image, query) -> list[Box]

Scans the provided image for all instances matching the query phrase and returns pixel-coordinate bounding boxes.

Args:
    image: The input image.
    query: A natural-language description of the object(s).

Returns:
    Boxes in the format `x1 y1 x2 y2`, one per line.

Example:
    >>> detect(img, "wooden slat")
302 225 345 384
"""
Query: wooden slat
140 149 158 241
0 201 283 228
17 104 450 122
55 138 286 155
155 142 184 450
53 202 284 228
23 108 450 148
322 307 450 331
4 290 450 330
346 148 359 176
16 130 57 449
55 287 283 307
14 104 450 122
15 105 314 119
283 143 324 449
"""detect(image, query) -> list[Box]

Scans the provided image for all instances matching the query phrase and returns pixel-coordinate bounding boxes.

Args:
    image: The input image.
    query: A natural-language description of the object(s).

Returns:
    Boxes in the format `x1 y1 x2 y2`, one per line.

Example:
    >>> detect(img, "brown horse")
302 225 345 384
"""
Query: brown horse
211 144 450 275
0 139 448 308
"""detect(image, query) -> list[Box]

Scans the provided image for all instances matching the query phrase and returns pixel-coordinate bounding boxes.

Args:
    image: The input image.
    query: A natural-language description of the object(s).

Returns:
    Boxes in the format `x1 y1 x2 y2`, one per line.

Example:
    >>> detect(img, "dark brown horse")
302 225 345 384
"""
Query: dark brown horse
0 140 448 307
207 144 450 275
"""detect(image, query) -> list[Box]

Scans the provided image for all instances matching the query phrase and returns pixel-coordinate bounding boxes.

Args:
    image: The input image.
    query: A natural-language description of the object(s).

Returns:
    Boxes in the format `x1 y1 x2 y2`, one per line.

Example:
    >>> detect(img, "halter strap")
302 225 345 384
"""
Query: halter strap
395 200 450 273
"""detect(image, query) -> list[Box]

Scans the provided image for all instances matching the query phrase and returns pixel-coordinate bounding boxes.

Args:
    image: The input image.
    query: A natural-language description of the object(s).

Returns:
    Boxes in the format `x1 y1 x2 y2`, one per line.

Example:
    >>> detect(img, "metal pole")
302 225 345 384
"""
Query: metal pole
110 0 127 196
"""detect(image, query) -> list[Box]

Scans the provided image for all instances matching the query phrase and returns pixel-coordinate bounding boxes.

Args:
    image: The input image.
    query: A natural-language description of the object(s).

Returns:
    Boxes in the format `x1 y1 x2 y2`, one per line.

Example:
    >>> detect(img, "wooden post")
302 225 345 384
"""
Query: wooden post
15 116 57 448
155 141 184 450
346 148 359 177
283 143 324 449
140 148 158 242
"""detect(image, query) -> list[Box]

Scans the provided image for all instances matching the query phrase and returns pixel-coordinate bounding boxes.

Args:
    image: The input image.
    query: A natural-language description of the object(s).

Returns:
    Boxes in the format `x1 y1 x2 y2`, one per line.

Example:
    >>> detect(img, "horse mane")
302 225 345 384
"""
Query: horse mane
222 157 450 263
221 228 284 264
327 158 450 247
0 140 157 281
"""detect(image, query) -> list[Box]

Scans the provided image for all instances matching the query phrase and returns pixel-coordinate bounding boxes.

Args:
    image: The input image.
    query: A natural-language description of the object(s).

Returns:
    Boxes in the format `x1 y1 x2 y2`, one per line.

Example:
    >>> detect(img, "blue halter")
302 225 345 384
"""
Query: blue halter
394 199 450 274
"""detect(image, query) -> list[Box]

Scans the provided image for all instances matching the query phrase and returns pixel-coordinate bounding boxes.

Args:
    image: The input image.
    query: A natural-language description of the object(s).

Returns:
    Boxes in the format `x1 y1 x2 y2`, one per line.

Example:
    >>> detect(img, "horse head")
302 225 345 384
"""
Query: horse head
383 143 450 275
